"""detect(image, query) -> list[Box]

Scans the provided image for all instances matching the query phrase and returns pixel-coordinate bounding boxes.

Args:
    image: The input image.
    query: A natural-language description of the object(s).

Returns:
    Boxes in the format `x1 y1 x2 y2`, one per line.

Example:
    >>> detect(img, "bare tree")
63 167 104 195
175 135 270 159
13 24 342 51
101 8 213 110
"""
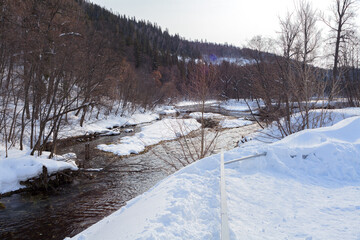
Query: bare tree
323 0 358 99
342 33 360 106
187 62 220 158
278 11 300 133
246 1 327 139
294 0 323 129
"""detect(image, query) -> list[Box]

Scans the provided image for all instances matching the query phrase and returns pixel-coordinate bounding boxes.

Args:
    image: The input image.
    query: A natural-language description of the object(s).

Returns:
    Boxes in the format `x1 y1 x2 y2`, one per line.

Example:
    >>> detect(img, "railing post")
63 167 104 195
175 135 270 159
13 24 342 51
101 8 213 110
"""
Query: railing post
220 151 267 239
220 150 230 240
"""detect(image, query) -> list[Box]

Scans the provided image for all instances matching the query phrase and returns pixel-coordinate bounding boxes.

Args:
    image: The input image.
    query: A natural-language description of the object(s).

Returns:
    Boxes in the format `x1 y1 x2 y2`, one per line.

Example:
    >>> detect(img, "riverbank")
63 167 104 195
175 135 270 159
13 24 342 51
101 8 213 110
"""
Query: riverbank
0 149 78 195
0 105 181 195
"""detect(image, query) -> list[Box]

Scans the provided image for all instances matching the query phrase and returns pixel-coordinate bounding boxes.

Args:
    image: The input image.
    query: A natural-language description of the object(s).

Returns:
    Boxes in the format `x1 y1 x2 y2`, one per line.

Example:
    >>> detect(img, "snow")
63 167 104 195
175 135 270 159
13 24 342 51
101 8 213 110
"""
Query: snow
68 113 360 240
0 148 78 194
225 116 360 239
58 112 159 139
175 100 218 107
220 118 253 128
59 32 82 37
127 113 159 125
156 105 178 115
97 119 201 156
189 112 224 119
256 107 360 142
204 56 255 66
220 99 263 112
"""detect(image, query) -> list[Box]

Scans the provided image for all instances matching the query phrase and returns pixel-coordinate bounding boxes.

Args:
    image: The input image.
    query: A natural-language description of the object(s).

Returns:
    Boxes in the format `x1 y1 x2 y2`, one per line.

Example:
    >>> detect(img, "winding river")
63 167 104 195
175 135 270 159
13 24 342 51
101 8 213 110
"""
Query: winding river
0 104 258 240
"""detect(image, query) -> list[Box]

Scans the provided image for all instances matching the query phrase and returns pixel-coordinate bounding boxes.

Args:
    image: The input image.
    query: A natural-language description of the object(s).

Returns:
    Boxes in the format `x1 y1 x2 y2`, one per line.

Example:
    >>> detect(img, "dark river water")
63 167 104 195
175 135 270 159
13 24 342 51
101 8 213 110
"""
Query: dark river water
0 104 253 240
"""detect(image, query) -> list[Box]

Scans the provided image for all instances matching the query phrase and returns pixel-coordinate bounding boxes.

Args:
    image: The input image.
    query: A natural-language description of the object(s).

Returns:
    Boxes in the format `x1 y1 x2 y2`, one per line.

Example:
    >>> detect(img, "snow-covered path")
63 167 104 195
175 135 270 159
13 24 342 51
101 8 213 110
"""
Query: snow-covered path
227 171 360 239
68 116 360 240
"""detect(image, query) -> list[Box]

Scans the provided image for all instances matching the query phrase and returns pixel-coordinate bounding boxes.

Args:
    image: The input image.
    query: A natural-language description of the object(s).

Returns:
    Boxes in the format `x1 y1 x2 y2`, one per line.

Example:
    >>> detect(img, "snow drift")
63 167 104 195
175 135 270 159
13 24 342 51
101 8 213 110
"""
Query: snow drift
235 116 360 183
0 149 78 194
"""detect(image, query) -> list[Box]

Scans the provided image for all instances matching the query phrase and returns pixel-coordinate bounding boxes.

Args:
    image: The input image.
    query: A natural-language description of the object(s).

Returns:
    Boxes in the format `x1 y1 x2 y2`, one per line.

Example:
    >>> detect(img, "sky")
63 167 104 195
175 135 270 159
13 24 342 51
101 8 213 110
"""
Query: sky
90 0 360 48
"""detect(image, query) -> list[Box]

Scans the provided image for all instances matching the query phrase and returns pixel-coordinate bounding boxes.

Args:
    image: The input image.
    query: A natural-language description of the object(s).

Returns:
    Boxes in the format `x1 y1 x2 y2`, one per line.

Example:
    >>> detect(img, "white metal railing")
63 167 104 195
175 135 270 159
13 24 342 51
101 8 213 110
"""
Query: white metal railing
220 150 230 240
224 152 267 165
220 151 267 240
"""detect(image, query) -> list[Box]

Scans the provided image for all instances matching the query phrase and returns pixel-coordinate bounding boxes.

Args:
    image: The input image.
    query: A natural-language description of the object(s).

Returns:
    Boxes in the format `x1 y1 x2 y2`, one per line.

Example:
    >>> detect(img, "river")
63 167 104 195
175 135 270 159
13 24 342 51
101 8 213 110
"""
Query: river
0 104 259 240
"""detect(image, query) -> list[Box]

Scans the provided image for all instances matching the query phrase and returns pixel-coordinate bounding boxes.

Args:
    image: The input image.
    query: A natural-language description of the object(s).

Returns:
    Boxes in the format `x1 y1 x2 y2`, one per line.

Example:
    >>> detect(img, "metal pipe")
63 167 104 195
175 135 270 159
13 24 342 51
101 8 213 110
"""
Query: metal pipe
224 152 267 165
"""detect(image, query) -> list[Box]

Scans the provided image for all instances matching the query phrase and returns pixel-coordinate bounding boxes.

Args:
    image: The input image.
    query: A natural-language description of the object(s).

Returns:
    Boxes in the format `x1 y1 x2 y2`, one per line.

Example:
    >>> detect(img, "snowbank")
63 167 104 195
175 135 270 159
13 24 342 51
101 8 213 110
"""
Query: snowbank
220 118 253 128
256 107 360 142
189 112 224 119
58 112 159 139
175 100 218 107
0 149 78 194
156 105 178 115
225 116 360 239
238 116 360 183
97 119 201 156
68 115 360 240
220 99 263 112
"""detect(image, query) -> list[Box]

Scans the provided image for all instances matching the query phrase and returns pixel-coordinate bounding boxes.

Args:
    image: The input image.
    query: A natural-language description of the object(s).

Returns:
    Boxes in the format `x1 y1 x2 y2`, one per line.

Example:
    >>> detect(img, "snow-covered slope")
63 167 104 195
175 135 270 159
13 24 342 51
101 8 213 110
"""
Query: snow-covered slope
225 116 360 239
67 116 360 240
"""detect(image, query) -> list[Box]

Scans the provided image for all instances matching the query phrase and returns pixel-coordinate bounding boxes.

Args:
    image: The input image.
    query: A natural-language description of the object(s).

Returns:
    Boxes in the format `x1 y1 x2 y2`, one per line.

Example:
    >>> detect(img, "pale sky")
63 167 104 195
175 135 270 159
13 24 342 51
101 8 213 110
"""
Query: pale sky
90 0 360 47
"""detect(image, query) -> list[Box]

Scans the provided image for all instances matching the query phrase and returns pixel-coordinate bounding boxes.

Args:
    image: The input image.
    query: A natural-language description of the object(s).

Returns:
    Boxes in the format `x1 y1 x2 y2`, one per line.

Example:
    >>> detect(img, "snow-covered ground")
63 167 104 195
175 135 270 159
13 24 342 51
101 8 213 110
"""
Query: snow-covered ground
58 112 159 139
188 112 255 129
97 119 201 156
219 98 348 113
220 99 263 112
257 107 360 142
220 118 253 128
0 148 77 194
189 112 224 119
67 110 360 240
175 100 218 107
156 105 178 115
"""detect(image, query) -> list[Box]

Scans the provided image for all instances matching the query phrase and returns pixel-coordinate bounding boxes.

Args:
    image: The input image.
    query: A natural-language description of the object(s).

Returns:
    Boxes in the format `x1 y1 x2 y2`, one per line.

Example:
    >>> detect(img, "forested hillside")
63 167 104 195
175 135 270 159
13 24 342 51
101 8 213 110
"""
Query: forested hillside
75 0 255 99
76 0 248 60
